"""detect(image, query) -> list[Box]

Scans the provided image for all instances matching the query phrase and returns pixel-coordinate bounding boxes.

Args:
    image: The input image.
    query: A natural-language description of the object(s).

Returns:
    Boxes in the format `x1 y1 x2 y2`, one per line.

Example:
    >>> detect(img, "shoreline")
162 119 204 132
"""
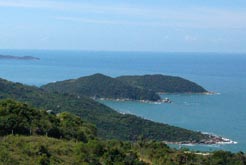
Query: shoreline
164 133 237 146
157 91 219 95
92 97 172 104
93 95 236 147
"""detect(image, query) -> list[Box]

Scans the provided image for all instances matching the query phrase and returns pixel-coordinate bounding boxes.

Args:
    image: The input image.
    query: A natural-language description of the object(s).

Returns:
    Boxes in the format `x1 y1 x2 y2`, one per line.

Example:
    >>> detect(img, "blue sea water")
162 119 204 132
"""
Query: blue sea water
0 49 246 152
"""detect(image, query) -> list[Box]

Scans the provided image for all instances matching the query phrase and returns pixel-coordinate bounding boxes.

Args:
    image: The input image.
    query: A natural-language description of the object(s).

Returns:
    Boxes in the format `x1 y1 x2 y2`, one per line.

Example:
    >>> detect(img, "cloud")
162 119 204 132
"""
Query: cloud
55 16 169 27
0 0 58 9
1 0 246 29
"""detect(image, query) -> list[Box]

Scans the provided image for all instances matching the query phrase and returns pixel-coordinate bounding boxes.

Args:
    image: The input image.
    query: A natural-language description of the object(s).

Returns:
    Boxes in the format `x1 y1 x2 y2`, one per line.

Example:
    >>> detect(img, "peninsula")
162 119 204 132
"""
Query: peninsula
42 73 208 102
117 74 207 93
42 73 161 102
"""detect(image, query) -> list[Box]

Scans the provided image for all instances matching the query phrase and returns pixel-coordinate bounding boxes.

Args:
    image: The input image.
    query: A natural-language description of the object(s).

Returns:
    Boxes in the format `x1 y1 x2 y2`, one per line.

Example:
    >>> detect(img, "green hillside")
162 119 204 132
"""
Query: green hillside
0 100 245 165
0 99 96 142
0 78 210 142
117 74 207 93
2 135 246 165
42 73 161 101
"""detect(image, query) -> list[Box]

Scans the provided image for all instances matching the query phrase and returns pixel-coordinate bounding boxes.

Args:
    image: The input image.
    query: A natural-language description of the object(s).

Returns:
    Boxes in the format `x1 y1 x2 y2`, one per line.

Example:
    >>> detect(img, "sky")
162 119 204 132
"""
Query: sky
0 0 246 52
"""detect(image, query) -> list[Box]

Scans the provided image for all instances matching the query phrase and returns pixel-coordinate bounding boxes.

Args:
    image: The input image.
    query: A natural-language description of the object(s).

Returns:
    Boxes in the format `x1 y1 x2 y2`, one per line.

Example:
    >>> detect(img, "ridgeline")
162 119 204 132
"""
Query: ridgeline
42 73 208 103
117 74 207 93
42 73 161 101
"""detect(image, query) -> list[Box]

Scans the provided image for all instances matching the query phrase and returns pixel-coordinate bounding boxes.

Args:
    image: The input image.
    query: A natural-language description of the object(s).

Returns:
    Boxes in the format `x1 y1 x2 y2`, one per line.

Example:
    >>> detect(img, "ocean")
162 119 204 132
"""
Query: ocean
0 49 246 152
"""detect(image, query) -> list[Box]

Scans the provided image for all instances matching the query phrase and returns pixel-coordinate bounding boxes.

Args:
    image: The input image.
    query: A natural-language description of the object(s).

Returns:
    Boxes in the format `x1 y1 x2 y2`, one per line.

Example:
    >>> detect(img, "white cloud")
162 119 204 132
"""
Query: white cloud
1 0 246 29
0 0 58 8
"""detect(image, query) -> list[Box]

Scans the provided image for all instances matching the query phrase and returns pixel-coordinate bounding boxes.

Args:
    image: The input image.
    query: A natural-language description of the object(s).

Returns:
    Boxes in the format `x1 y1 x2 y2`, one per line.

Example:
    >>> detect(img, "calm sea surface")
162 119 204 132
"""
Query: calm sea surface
0 49 246 152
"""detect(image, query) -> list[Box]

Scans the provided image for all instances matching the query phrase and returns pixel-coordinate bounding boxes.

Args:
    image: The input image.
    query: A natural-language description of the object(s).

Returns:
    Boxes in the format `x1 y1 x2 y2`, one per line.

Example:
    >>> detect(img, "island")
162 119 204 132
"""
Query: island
0 55 40 60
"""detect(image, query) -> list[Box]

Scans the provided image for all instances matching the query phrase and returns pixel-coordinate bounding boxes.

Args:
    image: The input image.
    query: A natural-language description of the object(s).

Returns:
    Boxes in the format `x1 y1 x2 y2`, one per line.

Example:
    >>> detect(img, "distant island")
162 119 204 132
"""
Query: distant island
0 55 40 60
42 73 208 102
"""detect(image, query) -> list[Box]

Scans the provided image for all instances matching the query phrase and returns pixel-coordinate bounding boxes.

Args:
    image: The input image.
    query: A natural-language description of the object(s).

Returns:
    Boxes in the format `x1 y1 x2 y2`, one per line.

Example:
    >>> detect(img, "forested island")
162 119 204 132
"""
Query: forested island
42 73 208 102
0 99 245 164
0 55 40 60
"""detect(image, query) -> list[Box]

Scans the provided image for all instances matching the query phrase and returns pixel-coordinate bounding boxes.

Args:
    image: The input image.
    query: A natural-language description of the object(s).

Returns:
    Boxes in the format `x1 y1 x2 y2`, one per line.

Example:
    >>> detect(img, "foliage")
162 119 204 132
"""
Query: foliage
0 135 245 165
101 113 208 142
117 74 207 93
132 141 246 165
42 73 161 101
0 99 245 164
0 135 146 165
0 99 96 142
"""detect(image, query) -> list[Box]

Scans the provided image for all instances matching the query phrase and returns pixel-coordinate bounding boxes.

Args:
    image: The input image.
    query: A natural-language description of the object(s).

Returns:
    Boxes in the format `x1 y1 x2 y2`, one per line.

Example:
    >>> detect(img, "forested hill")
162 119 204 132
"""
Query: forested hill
42 73 161 101
117 74 207 93
0 100 245 164
0 99 97 142
41 73 207 102
0 77 210 142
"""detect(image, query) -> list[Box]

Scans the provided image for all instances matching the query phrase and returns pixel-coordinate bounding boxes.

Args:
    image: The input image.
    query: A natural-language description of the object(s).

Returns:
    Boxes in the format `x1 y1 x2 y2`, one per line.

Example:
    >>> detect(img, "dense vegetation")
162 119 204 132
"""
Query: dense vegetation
42 74 208 102
117 74 207 93
42 73 161 101
1 135 246 165
0 100 245 165
0 78 210 142
0 100 96 142
0 136 146 164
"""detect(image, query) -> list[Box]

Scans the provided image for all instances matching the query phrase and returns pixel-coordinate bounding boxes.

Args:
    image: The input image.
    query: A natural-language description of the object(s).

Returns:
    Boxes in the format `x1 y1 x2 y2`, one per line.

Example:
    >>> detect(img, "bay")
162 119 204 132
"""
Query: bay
0 49 245 152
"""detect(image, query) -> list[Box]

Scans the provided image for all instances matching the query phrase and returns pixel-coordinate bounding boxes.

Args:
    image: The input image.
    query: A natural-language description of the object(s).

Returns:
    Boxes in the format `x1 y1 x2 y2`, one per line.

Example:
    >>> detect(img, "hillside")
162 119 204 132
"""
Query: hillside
0 100 245 165
42 73 161 101
0 99 96 142
117 74 207 93
1 136 245 165
0 78 210 142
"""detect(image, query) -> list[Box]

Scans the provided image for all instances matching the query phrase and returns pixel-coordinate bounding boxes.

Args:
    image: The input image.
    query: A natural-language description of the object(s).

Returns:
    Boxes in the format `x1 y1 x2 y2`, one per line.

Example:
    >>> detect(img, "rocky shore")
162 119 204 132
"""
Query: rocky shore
158 91 217 95
92 97 172 104
164 133 237 145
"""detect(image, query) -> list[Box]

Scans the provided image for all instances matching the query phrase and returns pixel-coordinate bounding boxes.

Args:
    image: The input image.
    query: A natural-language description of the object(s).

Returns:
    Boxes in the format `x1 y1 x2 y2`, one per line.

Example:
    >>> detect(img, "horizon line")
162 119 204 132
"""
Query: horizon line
0 48 245 55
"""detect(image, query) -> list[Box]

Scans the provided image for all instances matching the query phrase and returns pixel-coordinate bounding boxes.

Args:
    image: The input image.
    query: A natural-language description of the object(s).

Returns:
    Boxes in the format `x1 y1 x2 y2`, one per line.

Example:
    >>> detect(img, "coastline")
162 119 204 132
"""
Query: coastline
164 133 237 146
92 91 219 104
92 93 237 147
157 91 218 95
92 97 172 104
